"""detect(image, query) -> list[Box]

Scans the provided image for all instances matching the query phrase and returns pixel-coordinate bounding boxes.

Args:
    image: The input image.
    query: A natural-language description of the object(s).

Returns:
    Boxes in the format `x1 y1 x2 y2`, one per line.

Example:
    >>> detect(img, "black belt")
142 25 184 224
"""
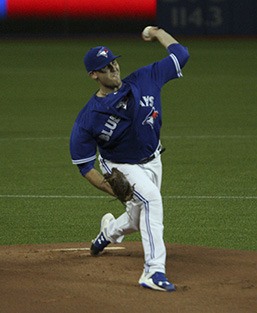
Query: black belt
139 147 166 164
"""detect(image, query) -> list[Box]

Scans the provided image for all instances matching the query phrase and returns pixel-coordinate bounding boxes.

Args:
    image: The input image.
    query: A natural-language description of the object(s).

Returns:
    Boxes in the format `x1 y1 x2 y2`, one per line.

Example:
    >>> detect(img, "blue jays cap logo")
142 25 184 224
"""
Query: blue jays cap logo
84 46 121 72
97 47 109 58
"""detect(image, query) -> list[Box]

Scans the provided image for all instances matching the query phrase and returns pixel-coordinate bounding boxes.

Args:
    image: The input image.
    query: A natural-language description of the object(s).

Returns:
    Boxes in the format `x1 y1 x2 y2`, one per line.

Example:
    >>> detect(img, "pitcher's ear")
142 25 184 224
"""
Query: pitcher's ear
89 71 98 80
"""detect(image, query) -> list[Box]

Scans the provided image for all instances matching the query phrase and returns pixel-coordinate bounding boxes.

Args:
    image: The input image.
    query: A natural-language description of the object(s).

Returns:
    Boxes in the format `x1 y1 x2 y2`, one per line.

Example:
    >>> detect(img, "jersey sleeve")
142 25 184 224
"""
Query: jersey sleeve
70 121 97 175
149 43 190 88
167 43 190 70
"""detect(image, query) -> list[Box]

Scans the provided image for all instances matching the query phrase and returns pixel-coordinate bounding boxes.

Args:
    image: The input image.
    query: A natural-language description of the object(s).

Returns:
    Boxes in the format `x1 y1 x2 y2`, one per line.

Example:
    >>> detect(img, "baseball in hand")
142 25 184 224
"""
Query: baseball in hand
142 26 153 39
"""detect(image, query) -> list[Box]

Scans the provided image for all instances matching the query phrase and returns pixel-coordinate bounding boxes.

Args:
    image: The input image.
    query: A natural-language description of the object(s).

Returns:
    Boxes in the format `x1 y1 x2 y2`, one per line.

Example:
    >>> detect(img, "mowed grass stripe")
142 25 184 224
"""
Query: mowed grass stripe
0 194 256 200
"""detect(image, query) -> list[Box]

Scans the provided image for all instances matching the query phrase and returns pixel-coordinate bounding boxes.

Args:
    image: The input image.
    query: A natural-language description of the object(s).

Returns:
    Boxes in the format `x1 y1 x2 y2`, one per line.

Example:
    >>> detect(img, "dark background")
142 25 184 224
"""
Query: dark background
0 0 256 37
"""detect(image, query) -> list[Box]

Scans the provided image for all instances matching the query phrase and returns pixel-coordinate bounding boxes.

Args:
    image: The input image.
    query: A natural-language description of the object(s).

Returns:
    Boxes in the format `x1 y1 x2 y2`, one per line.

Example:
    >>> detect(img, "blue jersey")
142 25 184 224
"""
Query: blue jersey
70 43 189 175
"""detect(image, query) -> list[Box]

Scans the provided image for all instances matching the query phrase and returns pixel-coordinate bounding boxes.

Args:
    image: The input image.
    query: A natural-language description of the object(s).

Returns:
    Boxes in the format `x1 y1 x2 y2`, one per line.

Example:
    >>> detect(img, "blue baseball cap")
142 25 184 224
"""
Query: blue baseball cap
84 46 121 72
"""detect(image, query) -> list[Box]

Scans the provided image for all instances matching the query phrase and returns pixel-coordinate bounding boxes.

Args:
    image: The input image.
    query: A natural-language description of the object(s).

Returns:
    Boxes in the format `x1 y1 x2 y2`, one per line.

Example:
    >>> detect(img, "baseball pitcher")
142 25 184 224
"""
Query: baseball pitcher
70 27 190 291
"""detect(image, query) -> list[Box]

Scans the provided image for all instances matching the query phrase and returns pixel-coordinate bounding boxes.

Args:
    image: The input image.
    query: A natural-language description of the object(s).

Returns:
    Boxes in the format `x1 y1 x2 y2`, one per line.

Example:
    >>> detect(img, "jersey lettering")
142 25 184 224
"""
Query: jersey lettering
99 115 121 142
140 95 155 107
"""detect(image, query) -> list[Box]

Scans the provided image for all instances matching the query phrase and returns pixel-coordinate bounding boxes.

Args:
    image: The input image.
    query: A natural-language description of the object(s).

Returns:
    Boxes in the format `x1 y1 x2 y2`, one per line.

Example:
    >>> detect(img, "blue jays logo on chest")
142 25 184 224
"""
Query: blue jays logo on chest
142 107 159 129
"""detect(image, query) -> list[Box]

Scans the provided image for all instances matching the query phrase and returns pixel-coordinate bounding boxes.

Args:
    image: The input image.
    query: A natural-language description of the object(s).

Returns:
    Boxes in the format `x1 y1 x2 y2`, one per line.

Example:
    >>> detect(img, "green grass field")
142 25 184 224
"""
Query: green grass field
0 36 256 250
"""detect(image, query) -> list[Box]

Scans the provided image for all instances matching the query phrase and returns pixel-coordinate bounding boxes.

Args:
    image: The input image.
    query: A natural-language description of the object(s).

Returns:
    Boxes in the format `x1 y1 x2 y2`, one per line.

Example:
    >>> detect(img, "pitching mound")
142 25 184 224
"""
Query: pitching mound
1 242 256 313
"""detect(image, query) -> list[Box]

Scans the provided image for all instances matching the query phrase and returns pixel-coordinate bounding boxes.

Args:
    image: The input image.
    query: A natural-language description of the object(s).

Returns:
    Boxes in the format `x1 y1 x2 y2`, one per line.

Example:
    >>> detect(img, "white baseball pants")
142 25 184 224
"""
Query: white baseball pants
99 154 166 275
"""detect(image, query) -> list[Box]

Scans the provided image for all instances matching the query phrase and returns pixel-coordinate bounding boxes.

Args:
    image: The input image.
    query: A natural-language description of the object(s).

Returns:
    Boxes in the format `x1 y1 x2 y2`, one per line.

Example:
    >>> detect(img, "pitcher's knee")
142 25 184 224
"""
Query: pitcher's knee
135 186 161 204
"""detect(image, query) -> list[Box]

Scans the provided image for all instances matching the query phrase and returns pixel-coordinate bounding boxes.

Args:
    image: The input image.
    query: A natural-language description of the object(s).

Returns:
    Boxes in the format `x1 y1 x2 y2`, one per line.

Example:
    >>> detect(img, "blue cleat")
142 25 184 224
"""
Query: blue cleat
139 271 176 292
90 213 114 256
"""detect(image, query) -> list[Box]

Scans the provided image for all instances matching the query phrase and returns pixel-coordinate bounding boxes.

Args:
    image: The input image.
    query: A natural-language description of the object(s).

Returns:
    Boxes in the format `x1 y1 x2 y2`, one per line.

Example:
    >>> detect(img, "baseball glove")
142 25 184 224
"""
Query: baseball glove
104 168 134 203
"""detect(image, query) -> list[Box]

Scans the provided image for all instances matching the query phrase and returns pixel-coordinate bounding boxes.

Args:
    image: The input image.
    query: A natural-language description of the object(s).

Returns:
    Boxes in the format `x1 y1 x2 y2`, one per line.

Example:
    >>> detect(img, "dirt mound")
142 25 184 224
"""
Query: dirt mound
1 242 256 313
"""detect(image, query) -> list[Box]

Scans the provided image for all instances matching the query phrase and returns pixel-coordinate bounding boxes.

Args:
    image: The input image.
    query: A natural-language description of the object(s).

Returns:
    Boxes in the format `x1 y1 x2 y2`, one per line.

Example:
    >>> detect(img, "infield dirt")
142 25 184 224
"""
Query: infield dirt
1 242 256 313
